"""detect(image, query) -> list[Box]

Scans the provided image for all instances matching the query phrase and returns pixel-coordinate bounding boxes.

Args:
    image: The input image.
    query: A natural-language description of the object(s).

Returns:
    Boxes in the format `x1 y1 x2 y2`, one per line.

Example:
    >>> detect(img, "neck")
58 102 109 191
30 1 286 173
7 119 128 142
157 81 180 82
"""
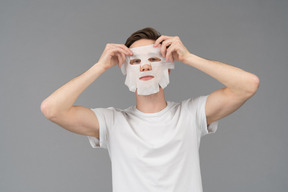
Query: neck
136 88 167 113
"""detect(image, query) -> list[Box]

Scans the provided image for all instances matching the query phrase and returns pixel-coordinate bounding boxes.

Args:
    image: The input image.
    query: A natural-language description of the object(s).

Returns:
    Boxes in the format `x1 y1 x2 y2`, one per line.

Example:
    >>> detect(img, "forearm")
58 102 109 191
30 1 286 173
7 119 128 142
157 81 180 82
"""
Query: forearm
41 63 106 118
183 53 259 96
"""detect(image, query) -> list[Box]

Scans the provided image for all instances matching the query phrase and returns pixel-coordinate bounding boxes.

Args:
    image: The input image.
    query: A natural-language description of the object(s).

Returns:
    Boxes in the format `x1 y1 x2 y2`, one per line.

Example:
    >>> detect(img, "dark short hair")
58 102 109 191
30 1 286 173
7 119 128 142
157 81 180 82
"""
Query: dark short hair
124 27 161 48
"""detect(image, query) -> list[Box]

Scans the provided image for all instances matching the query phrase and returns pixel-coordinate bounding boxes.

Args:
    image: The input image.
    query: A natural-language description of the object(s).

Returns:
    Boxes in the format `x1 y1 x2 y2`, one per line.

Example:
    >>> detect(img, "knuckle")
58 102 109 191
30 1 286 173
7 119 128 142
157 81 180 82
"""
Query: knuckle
174 36 179 41
107 49 114 54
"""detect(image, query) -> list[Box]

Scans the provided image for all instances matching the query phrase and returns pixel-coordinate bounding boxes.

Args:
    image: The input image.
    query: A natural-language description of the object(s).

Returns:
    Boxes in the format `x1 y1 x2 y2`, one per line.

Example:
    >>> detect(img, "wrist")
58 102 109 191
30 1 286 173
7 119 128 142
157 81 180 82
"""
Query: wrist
182 53 195 64
182 53 206 66
88 62 107 75
94 62 109 72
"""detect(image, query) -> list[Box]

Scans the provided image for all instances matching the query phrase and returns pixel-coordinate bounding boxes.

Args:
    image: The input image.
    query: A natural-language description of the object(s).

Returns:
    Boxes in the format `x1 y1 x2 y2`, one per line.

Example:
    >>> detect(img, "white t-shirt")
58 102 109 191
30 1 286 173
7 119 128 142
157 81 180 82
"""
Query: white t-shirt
88 95 218 192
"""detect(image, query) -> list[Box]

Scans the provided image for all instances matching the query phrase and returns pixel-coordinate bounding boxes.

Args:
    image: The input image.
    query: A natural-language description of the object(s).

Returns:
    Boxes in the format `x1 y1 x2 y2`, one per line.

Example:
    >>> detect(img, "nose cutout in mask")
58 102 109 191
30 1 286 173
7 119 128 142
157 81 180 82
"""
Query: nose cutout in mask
140 63 152 72
121 44 174 95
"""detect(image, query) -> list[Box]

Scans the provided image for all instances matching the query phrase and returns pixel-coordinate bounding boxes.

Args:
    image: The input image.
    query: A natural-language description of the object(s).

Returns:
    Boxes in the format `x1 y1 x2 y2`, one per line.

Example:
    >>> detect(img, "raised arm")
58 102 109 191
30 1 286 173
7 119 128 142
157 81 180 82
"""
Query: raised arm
154 35 260 125
40 44 133 138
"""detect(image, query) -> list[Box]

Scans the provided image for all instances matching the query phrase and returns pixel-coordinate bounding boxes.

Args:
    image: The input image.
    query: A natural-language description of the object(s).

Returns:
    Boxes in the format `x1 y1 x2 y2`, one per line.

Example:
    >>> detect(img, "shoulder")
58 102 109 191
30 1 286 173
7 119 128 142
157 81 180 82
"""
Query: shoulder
90 106 126 112
180 95 209 112
90 105 140 115
181 95 208 106
90 106 127 118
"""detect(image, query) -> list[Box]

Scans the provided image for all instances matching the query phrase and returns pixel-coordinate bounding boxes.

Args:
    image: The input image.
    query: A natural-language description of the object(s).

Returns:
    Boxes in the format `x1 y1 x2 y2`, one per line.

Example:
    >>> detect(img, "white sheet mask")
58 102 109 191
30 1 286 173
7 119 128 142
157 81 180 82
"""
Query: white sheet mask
121 44 174 95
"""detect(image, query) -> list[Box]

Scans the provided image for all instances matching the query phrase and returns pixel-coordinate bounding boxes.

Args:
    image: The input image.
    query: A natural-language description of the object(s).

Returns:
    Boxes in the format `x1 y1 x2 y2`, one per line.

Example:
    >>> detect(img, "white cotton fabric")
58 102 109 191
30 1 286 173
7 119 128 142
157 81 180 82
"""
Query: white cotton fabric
121 44 174 95
87 95 218 192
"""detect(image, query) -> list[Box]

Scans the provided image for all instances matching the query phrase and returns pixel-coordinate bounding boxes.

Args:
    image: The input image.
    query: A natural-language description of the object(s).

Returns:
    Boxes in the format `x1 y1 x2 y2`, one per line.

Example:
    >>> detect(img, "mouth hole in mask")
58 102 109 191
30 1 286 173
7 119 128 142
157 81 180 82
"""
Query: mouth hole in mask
139 75 154 81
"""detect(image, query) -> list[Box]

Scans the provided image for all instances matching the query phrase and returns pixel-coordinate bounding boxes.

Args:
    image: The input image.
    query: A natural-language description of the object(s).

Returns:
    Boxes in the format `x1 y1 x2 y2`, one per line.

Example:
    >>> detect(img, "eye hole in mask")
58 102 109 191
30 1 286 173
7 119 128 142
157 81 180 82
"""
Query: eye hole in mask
130 59 141 65
129 57 161 65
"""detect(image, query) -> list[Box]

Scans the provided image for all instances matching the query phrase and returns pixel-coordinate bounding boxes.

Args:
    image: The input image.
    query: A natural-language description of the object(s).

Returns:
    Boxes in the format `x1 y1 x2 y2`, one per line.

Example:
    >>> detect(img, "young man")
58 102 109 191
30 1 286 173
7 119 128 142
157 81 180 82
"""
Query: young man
41 27 259 192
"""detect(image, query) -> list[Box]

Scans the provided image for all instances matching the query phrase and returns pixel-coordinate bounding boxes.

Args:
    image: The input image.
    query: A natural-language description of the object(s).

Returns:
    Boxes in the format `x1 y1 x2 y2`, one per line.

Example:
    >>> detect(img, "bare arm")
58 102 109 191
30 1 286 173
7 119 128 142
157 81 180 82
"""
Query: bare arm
41 44 133 138
182 54 259 125
154 35 260 125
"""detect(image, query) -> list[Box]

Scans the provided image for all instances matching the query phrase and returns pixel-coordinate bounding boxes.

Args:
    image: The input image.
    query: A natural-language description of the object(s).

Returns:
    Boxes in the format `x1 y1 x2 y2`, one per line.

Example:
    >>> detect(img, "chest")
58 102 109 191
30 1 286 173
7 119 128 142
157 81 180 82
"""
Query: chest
109 111 199 161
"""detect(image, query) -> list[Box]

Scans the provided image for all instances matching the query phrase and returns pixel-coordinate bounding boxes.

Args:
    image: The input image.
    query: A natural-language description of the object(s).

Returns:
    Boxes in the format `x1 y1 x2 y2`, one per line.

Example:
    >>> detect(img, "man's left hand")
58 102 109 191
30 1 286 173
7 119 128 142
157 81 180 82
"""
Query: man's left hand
154 35 191 63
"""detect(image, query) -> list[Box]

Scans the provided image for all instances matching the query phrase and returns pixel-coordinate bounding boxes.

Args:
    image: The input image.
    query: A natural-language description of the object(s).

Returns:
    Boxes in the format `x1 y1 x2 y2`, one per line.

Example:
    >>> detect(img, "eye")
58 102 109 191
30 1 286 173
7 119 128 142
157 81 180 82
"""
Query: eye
130 59 141 65
148 57 161 62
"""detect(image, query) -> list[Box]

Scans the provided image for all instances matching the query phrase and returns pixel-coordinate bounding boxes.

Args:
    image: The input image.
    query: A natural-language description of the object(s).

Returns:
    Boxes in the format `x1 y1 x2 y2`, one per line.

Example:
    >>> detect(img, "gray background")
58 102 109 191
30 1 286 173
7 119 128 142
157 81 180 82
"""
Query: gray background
1 0 287 191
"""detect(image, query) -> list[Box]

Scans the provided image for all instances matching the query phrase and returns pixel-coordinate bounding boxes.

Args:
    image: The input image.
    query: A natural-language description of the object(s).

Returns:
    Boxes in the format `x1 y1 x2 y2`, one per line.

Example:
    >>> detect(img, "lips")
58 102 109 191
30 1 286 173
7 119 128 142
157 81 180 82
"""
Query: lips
139 75 154 81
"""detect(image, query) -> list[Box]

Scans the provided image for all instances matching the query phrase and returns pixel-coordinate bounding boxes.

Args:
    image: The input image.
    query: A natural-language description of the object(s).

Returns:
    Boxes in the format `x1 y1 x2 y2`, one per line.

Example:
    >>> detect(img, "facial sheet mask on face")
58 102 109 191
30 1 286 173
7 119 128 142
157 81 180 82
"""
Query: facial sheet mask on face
121 44 174 95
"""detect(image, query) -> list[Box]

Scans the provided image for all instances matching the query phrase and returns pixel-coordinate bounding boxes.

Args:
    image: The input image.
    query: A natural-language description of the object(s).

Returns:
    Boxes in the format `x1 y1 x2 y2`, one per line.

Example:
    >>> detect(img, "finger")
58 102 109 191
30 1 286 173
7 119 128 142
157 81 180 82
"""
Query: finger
166 44 176 62
117 53 124 67
154 35 170 47
170 54 174 63
119 53 126 67
110 47 131 58
160 39 173 58
111 44 133 55
160 43 167 58
161 38 173 49
168 51 174 63
117 44 134 55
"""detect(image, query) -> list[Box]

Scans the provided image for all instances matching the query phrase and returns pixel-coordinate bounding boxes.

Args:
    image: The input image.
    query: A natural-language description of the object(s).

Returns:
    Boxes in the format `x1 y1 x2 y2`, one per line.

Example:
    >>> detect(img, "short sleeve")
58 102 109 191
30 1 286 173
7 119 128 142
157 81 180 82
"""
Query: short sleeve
87 108 115 149
196 95 218 137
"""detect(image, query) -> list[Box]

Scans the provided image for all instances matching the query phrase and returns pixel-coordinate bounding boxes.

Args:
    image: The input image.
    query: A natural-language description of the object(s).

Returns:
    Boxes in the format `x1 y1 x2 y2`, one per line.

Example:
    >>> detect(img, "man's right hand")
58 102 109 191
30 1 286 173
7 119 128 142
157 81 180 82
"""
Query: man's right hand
98 43 133 70
41 43 132 139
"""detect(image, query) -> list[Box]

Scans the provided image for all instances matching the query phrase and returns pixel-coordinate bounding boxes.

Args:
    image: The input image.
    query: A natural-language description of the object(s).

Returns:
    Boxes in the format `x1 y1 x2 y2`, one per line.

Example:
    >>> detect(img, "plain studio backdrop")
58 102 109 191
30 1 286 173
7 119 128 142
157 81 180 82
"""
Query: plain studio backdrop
1 0 287 191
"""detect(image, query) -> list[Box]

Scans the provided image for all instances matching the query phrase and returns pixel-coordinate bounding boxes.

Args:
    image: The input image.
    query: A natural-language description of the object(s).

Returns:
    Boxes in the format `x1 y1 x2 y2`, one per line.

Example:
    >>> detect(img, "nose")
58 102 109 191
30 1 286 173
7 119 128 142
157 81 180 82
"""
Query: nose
140 64 152 72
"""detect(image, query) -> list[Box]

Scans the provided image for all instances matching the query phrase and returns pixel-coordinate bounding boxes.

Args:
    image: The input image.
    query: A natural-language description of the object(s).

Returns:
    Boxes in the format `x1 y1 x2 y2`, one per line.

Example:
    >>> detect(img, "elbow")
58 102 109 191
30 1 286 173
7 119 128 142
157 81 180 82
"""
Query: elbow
245 74 260 97
40 99 57 121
